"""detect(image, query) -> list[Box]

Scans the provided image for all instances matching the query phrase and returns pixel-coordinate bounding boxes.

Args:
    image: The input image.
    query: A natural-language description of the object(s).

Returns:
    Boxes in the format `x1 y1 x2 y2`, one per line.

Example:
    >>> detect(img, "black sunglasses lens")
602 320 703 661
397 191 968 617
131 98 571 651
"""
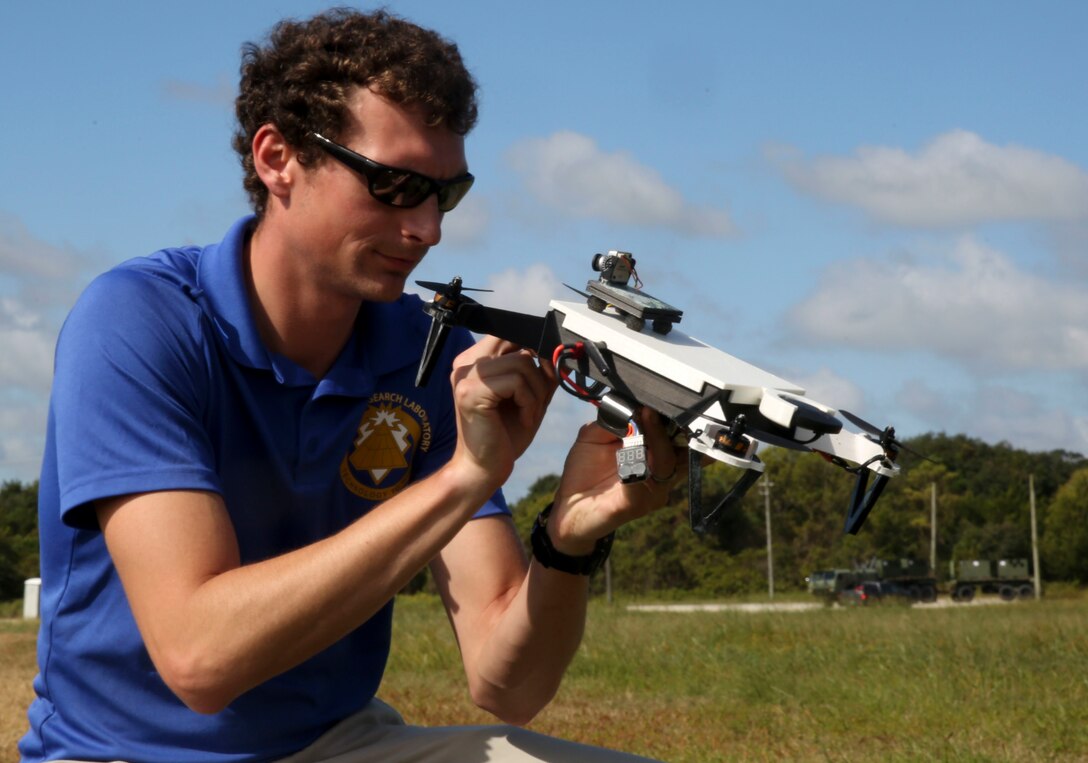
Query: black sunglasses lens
436 177 474 212
369 170 432 208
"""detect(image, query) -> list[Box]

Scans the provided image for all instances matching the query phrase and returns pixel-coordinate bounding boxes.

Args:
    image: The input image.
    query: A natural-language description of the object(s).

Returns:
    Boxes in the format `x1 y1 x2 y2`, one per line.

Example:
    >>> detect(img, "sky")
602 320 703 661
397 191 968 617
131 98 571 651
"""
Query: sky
1 1 1086 503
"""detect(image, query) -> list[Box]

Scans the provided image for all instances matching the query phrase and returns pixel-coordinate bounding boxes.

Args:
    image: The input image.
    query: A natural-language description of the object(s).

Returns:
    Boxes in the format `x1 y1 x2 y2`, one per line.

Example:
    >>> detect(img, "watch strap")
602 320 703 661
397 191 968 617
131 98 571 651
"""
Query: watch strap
530 501 615 576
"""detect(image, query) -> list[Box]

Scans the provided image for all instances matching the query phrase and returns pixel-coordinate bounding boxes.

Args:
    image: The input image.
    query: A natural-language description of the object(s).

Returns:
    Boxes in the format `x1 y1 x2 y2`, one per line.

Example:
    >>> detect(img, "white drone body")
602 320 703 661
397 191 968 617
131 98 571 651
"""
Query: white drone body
550 299 899 481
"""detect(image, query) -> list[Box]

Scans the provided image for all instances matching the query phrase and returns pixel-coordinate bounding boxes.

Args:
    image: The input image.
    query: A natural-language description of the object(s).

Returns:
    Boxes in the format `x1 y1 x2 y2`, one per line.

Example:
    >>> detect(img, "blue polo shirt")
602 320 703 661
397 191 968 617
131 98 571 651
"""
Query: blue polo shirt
21 216 508 763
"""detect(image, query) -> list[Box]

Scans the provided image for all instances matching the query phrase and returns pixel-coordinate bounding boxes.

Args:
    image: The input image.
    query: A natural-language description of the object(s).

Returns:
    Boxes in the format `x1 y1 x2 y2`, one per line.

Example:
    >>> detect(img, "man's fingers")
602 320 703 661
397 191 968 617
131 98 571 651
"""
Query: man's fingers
636 407 685 485
471 351 551 407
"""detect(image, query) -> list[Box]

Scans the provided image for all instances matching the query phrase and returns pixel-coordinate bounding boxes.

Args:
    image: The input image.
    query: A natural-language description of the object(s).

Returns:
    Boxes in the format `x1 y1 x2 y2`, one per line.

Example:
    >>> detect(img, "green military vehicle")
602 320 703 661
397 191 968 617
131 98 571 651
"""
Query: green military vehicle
806 569 862 604
807 558 937 604
949 559 1035 602
856 558 938 603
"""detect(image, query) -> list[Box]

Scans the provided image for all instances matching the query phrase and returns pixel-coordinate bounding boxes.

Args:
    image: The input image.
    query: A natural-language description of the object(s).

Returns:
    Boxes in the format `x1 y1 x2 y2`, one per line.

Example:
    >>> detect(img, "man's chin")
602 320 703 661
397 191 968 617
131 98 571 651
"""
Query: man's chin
360 273 411 303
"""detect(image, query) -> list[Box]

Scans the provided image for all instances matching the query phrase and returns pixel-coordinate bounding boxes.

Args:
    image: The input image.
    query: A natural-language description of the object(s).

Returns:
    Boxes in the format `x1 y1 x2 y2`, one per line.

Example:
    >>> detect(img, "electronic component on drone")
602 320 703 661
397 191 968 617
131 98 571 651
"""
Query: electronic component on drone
616 432 649 484
582 251 683 335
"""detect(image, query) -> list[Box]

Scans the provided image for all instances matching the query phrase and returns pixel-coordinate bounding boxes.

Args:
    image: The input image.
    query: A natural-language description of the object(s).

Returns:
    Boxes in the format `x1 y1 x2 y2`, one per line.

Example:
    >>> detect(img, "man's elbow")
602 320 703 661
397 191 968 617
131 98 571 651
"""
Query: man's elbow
155 647 239 715
471 682 556 727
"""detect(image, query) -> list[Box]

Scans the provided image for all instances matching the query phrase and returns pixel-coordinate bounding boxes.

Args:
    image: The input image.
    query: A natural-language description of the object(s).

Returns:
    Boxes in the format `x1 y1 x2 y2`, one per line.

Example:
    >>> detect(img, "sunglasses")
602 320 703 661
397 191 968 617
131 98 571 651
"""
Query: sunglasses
310 132 474 213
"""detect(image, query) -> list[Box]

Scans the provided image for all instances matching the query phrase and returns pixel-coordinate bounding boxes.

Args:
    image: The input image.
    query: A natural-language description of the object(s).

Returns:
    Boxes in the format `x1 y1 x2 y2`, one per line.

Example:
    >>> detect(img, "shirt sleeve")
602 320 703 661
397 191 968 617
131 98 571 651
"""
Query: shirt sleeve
52 268 222 529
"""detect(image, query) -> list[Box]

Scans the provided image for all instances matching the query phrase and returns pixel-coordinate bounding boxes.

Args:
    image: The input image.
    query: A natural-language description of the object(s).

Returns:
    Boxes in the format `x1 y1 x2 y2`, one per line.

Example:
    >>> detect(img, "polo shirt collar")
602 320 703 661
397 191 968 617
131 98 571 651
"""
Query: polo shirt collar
195 216 428 393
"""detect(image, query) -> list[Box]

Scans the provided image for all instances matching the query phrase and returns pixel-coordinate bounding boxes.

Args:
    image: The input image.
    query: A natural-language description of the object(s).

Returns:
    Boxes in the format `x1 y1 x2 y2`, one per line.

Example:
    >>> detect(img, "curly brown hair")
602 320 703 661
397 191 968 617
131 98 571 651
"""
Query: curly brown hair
232 7 479 216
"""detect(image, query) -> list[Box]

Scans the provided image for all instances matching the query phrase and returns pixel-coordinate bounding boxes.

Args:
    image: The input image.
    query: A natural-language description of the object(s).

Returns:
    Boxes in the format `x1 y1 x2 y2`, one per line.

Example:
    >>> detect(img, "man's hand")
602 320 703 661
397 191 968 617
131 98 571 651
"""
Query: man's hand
546 406 686 556
448 336 556 491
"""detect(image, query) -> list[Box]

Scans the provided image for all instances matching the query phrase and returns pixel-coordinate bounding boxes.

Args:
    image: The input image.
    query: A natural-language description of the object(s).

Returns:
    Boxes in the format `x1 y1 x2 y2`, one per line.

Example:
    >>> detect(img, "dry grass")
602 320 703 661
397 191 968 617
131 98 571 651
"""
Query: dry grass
1 619 37 760
5 594 1088 762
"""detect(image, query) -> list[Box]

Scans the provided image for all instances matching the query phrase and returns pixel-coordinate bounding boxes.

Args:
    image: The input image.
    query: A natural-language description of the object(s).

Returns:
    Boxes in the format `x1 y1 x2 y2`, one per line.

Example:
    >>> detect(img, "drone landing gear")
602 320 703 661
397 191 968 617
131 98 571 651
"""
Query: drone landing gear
843 468 891 535
687 448 763 537
685 417 765 538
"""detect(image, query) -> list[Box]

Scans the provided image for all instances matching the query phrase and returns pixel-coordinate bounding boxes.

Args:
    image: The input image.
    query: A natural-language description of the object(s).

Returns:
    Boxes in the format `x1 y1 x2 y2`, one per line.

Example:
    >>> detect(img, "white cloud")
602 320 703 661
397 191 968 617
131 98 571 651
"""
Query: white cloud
482 263 563 316
785 367 866 414
0 324 54 389
1049 221 1088 278
785 236 1088 373
506 131 736 236
0 401 48 481
0 212 85 280
0 215 103 481
771 130 1088 228
897 378 1088 457
0 296 57 481
439 194 490 249
896 378 958 425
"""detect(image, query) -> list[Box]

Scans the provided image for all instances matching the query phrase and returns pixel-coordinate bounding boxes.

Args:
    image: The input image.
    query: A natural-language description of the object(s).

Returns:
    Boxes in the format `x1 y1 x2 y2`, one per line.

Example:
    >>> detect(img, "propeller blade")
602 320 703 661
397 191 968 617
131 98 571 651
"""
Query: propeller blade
839 409 883 437
841 410 942 464
415 279 492 296
900 443 943 466
563 282 593 299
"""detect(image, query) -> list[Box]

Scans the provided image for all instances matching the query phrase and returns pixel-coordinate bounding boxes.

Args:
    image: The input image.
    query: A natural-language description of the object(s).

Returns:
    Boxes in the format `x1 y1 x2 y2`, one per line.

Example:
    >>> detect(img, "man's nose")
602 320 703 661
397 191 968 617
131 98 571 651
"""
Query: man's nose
400 197 442 247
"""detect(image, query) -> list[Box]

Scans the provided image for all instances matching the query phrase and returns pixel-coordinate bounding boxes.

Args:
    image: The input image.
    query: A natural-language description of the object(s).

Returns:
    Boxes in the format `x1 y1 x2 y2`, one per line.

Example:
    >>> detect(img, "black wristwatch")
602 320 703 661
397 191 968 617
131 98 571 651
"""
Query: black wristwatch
530 502 615 576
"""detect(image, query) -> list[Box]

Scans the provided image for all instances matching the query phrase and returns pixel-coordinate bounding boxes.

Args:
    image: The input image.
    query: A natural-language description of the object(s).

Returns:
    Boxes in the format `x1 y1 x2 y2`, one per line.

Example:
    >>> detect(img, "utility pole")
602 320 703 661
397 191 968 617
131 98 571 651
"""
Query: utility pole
930 482 938 576
1029 474 1041 600
760 477 775 599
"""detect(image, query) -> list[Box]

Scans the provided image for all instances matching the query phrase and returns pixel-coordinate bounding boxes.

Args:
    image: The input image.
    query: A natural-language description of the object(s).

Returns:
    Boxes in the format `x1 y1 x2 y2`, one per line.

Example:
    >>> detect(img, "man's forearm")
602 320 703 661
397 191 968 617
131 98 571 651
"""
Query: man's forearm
444 539 593 726
100 461 499 714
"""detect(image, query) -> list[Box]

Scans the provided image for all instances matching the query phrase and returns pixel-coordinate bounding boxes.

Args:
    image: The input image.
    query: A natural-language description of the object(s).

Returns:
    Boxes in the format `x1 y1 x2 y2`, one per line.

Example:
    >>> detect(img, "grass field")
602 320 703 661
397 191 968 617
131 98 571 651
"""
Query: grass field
4 594 1088 762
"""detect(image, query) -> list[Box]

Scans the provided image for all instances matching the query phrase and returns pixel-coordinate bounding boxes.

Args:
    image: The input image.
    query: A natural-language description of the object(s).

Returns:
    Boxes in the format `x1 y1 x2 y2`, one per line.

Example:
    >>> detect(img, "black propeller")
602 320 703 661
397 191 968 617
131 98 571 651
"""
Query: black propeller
415 278 492 299
562 283 593 299
839 410 938 464
414 277 491 387
839 409 886 437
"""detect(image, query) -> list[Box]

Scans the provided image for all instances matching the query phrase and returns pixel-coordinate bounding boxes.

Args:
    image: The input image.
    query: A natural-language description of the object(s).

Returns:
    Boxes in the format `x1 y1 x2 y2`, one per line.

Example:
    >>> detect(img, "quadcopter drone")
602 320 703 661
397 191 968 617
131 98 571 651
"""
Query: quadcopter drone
415 251 907 538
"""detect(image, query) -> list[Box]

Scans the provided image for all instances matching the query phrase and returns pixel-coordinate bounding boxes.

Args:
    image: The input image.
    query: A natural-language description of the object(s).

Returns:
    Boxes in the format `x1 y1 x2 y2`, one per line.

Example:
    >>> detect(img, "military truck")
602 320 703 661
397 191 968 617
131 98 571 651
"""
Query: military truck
949 559 1035 602
856 558 938 603
807 558 937 604
806 569 862 604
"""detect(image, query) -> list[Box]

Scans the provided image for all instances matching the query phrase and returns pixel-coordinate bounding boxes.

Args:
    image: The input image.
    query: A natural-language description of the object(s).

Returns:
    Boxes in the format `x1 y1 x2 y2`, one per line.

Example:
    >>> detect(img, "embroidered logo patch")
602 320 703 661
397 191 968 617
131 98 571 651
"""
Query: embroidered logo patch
340 394 432 501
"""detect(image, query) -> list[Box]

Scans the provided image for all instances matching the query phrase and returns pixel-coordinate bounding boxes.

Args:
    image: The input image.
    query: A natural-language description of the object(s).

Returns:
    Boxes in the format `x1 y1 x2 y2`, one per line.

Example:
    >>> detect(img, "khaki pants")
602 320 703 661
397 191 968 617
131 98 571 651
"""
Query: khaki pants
276 699 663 763
49 698 664 763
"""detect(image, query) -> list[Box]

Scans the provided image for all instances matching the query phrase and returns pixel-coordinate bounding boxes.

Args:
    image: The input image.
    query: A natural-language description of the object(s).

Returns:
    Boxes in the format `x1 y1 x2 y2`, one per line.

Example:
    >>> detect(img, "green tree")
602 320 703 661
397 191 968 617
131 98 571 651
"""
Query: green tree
1040 467 1088 582
0 480 39 600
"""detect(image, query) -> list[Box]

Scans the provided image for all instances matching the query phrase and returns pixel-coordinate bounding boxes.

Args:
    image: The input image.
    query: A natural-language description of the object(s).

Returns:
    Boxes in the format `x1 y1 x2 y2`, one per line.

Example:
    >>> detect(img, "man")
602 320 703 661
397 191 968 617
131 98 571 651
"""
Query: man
20 9 680 763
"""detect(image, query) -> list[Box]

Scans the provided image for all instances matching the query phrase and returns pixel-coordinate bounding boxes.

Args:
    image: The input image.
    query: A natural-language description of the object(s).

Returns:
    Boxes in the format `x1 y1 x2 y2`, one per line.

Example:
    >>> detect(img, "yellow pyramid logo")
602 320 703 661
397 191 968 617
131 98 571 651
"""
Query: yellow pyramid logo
348 404 421 485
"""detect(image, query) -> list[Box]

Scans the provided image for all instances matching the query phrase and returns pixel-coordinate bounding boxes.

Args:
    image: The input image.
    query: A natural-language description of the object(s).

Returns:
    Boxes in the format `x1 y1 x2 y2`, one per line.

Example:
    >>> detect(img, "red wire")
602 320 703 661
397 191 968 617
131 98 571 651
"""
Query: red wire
553 342 601 406
553 342 638 436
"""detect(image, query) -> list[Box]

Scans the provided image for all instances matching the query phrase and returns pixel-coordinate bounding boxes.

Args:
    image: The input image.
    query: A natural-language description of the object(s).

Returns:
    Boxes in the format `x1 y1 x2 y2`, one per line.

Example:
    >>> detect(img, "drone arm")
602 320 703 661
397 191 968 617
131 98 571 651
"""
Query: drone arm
454 304 564 357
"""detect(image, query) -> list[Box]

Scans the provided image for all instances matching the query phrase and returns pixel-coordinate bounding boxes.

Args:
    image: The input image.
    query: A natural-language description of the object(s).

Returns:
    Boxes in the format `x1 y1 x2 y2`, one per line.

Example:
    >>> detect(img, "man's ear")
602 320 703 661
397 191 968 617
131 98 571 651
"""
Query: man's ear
252 124 296 202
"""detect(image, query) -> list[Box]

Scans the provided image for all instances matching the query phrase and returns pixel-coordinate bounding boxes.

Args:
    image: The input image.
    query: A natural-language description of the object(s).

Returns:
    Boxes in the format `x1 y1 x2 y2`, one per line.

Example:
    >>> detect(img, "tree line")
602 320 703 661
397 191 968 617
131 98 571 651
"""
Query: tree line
2 433 1087 602
508 433 1088 597
0 480 38 601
